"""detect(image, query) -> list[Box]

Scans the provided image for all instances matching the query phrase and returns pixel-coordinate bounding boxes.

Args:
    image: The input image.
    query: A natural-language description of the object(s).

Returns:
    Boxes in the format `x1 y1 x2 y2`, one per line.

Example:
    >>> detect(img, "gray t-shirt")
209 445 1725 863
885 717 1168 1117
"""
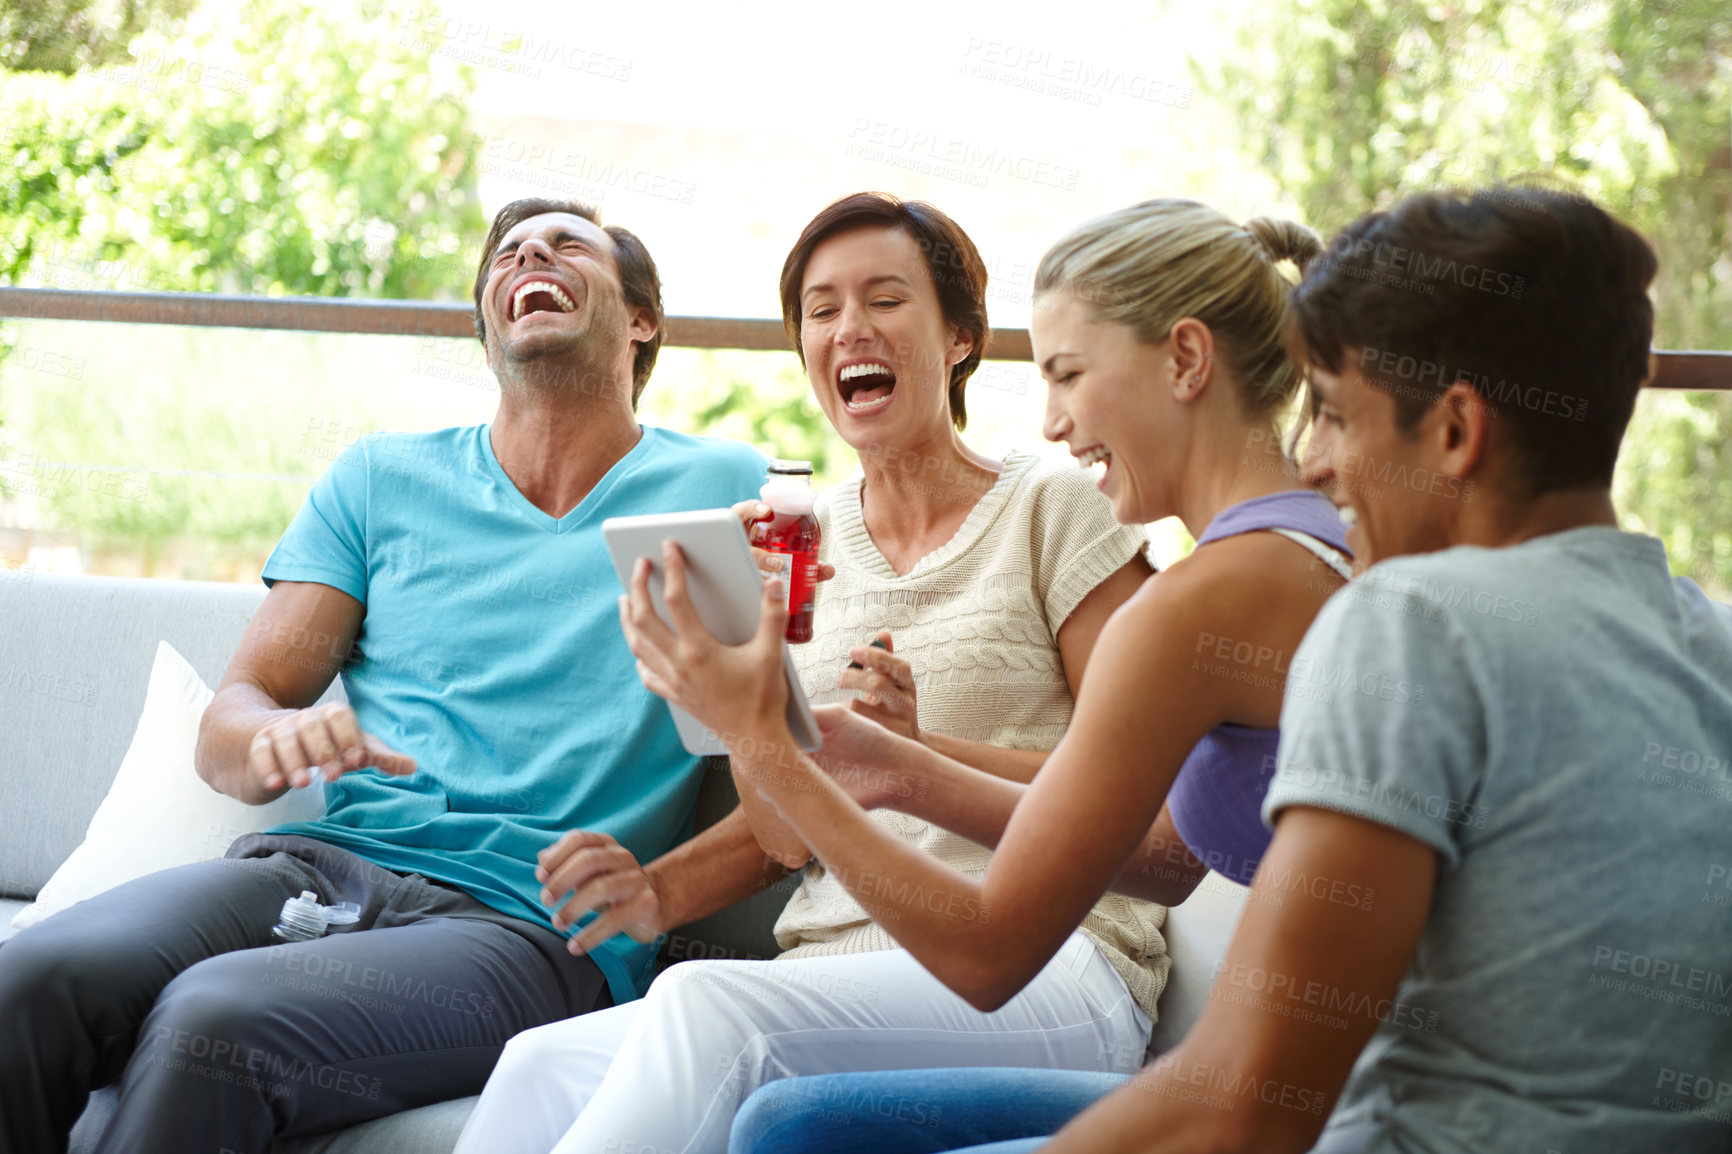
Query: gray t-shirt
1265 527 1732 1154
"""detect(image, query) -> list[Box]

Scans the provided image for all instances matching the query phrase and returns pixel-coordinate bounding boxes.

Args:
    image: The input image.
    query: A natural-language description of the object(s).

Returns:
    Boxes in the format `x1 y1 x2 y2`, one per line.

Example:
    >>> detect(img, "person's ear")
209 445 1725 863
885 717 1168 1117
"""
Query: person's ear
626 303 658 349
1434 380 1491 480
945 323 975 369
622 304 657 399
1168 317 1215 404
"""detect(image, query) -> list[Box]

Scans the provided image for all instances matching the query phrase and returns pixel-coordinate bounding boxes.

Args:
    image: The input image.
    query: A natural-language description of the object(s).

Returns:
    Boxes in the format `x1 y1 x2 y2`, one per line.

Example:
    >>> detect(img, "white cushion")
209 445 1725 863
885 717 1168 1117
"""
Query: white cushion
10 641 326 931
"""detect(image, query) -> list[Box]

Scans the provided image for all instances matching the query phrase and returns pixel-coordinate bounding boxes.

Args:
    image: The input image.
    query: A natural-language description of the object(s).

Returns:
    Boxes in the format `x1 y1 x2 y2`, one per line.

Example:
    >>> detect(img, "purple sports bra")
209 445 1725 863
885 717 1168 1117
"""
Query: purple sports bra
1162 490 1353 885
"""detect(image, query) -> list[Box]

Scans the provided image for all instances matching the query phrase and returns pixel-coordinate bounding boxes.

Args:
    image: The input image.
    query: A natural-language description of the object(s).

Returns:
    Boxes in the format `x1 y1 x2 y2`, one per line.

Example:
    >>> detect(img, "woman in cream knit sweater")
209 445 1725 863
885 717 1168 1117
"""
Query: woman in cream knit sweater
625 198 1353 1154
453 193 1165 1154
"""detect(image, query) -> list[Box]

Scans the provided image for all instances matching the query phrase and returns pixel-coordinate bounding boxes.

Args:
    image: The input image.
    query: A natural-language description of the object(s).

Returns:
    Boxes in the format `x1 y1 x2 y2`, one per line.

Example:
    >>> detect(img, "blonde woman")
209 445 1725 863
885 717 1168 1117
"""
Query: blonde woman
455 193 1163 1154
619 200 1354 1152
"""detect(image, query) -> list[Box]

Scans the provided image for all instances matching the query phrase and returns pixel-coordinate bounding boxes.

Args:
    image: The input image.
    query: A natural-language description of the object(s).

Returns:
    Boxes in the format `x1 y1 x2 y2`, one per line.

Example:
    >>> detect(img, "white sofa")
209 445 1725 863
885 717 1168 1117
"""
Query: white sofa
0 572 1248 1152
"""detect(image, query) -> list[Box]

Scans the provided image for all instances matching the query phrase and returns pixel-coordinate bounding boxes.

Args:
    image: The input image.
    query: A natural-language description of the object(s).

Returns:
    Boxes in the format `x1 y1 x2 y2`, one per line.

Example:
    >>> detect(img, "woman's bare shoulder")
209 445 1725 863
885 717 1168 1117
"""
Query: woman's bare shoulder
1125 531 1345 637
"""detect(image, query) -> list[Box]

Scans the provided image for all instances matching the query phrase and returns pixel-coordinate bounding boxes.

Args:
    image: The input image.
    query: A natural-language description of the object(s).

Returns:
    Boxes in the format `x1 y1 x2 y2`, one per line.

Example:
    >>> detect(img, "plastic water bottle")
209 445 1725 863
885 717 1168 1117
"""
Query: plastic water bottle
272 891 361 942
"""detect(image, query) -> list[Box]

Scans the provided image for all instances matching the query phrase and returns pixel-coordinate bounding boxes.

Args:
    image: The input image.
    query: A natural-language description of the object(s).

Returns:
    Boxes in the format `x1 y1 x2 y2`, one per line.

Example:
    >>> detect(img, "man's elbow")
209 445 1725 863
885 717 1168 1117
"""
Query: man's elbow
763 845 812 871
1147 872 1205 908
194 685 253 797
193 712 222 788
1214 1106 1322 1154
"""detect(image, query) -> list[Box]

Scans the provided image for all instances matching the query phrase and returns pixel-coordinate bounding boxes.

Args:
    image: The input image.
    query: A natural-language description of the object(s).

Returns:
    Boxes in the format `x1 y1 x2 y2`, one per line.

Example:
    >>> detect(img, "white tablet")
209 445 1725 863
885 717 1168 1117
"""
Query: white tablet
602 508 822 757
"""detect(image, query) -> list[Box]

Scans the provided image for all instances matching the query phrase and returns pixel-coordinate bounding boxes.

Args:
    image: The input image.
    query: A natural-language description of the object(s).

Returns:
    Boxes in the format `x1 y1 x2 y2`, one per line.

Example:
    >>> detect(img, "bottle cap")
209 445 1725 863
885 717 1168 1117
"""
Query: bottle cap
272 891 362 942
760 462 816 514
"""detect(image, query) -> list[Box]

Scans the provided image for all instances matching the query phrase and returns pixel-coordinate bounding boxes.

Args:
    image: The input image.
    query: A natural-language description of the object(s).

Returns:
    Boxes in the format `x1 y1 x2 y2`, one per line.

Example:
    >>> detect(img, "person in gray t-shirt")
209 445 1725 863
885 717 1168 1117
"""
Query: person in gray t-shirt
1027 188 1732 1154
1268 527 1732 1153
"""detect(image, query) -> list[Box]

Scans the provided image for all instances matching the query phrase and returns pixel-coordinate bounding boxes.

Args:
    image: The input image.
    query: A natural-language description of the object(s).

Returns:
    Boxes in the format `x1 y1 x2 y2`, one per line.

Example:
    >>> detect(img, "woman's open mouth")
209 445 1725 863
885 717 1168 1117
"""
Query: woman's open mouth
1075 443 1112 486
838 361 897 414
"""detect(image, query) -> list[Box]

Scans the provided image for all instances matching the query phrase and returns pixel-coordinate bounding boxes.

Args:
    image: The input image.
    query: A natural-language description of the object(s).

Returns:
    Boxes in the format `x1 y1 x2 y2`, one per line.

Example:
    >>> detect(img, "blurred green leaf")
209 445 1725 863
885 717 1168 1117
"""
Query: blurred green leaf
0 0 196 75
0 0 486 566
1209 0 1732 592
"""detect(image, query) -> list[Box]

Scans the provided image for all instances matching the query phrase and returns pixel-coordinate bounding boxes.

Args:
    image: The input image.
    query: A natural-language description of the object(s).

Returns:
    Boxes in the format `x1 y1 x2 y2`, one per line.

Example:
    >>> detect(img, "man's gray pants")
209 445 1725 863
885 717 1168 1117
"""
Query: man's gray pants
0 833 612 1154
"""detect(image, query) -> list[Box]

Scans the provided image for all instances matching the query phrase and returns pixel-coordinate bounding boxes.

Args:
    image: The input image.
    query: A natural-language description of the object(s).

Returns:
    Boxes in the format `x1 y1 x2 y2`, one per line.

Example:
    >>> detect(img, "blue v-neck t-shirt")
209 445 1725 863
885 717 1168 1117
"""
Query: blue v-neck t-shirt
260 423 766 1003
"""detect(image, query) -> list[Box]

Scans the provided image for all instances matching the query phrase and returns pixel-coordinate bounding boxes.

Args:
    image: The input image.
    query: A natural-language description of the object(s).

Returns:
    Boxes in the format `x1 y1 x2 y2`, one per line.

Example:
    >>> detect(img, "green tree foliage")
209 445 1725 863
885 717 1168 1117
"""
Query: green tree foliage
0 0 486 567
3 329 320 572
1206 0 1732 589
0 0 484 298
642 350 847 486
0 0 195 74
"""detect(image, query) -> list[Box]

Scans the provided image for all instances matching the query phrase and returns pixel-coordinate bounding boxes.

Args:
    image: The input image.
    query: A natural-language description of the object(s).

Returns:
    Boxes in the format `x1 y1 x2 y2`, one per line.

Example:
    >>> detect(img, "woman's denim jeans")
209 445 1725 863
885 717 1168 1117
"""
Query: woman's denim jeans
728 1066 1128 1154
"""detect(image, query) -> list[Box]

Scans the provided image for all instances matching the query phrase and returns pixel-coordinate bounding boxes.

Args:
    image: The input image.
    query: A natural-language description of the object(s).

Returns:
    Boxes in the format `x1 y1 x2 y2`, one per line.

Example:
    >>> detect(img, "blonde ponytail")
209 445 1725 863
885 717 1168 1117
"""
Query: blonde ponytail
1245 217 1322 274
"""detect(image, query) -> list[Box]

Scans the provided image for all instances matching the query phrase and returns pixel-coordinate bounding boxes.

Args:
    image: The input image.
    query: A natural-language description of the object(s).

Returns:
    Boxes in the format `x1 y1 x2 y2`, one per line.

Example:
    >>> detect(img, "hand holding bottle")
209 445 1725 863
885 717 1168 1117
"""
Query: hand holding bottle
734 500 836 584
743 461 826 643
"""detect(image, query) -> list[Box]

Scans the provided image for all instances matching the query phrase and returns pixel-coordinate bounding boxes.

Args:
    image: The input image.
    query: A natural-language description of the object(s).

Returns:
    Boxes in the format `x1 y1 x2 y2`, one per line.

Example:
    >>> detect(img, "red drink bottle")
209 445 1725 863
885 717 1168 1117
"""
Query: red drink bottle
749 460 820 644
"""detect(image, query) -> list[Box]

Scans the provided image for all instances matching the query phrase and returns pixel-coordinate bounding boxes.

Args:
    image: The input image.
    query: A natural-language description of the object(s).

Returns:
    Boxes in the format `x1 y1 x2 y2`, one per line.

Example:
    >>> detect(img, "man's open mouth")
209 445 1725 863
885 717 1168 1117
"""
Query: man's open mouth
510 279 577 322
839 361 897 413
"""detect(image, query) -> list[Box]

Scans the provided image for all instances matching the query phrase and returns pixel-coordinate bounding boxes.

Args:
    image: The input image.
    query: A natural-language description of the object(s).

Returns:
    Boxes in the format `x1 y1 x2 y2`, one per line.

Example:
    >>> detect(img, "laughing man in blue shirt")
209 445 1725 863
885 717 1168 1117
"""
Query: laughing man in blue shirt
0 198 783 1154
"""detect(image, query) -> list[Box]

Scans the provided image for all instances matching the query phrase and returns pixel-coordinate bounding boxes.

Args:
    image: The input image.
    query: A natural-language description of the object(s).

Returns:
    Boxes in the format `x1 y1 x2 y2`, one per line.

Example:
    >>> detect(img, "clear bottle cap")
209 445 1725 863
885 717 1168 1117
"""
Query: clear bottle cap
767 459 813 476
272 890 361 942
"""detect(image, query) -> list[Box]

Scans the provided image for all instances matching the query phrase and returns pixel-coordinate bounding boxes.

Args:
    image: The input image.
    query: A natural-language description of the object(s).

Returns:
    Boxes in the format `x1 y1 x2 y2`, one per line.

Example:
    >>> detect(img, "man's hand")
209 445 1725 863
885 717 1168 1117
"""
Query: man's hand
248 702 417 791
537 831 666 955
835 630 919 741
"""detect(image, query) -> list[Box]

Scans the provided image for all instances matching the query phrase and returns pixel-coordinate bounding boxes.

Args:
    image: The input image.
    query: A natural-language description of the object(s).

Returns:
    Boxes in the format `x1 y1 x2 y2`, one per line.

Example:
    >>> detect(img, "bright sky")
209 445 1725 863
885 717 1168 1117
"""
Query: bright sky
428 0 1258 553
429 0 1274 326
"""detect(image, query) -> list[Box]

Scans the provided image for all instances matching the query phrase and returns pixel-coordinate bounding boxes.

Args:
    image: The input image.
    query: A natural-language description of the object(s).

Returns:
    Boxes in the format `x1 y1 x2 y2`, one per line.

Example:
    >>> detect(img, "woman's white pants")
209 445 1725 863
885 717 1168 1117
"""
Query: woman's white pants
453 931 1149 1154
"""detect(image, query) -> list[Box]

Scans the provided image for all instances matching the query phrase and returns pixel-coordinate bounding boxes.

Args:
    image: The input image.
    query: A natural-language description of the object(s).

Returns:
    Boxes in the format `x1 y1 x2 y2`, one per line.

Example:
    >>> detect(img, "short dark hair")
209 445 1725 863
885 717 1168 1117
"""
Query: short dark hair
1289 187 1657 496
779 192 988 431
471 198 665 408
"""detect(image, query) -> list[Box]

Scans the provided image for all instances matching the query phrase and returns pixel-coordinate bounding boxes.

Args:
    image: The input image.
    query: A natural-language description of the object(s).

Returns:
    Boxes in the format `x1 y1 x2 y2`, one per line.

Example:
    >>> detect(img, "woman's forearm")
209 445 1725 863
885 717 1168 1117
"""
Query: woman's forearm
734 734 1063 1011
853 735 1209 906
863 734 1030 848
920 731 1047 783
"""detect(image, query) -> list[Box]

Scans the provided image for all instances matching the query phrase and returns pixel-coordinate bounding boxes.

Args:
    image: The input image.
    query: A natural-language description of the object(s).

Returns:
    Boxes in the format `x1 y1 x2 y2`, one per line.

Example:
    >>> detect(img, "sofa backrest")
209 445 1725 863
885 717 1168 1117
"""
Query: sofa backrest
664 761 801 965
0 573 307 897
0 574 785 966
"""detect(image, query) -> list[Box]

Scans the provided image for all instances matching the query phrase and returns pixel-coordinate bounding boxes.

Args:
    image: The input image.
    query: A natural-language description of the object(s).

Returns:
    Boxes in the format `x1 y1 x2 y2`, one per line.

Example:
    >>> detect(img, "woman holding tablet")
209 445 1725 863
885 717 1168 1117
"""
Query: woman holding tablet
456 193 1161 1154
619 200 1354 1151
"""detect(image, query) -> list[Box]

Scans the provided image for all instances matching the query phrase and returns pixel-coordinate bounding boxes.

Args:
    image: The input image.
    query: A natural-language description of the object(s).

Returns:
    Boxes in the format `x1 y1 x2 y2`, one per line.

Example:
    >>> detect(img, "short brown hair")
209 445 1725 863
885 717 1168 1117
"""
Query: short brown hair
779 192 988 431
472 198 665 408
1290 187 1657 495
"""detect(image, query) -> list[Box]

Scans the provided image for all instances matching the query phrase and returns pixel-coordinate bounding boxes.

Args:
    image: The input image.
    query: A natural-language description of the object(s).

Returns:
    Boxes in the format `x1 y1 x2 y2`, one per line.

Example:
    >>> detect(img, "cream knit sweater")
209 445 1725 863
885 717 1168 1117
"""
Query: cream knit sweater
773 450 1173 1023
